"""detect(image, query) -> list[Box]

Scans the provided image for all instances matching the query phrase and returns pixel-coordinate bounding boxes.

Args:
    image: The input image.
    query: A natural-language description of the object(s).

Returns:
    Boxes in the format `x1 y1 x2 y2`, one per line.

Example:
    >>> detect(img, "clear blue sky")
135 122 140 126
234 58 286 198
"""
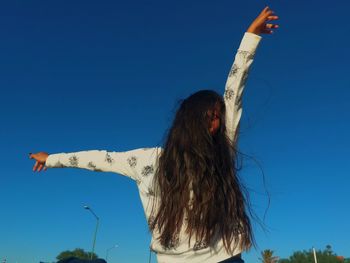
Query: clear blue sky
1 0 350 262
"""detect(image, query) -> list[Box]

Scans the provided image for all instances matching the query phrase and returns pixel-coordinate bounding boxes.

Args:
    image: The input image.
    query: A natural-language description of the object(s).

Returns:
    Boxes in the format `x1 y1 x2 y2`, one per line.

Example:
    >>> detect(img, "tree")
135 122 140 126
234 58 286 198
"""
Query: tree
278 245 341 263
260 249 279 263
56 248 98 261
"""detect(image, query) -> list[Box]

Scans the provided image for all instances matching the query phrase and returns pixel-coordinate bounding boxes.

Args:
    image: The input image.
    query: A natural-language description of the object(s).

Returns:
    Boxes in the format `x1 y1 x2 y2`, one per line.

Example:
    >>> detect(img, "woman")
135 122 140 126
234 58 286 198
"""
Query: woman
30 7 278 263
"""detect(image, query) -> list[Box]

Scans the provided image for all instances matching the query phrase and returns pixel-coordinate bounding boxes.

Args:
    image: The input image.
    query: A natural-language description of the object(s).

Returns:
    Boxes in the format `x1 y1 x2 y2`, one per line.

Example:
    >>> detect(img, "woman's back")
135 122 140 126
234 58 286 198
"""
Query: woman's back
30 7 279 263
46 147 243 263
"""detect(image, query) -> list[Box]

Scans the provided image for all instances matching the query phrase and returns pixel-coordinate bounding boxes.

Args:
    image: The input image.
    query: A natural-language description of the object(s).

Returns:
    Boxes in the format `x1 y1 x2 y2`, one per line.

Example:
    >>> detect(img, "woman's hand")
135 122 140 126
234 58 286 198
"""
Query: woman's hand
29 152 49 172
247 6 279 35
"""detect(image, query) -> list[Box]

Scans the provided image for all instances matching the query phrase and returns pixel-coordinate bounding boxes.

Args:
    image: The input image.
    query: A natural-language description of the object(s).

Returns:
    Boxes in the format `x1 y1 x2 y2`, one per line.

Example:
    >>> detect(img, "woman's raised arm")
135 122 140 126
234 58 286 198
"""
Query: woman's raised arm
224 6 279 144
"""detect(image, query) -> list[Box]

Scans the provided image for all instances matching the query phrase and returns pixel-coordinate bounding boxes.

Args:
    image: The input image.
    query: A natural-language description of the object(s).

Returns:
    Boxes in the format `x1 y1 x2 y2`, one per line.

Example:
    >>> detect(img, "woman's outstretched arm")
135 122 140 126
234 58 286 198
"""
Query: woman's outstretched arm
224 6 279 144
29 148 161 182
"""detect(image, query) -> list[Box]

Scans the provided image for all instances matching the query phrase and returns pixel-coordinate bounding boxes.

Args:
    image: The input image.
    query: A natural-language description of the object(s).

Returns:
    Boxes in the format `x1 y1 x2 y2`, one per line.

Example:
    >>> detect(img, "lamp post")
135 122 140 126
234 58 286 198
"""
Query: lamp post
313 247 318 263
106 244 119 262
84 205 99 260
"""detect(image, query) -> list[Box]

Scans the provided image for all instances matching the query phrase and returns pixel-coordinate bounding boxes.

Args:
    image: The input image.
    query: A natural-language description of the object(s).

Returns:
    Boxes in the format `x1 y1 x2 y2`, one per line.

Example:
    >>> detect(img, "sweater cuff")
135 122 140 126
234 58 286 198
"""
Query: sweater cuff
45 153 61 168
238 32 262 54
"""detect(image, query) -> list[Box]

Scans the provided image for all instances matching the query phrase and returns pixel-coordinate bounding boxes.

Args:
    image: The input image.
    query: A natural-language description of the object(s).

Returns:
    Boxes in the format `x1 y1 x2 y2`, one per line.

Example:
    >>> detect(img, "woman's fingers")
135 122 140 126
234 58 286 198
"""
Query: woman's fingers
34 163 47 172
261 6 277 20
262 6 271 13
266 23 279 29
33 160 46 172
260 8 278 26
263 8 279 33
267 15 279 21
263 7 274 17
263 26 277 34
33 161 39 172
37 164 44 172
263 30 274 34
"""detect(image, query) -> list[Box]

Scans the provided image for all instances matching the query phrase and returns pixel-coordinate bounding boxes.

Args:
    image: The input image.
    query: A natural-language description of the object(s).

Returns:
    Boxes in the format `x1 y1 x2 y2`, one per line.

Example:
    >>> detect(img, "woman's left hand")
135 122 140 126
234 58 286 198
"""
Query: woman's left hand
247 6 279 35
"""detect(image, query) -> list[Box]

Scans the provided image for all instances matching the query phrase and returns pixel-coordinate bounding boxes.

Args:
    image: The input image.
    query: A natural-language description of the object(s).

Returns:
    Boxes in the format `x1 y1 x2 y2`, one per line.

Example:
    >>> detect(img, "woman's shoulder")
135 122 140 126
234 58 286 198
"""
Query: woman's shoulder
135 147 163 157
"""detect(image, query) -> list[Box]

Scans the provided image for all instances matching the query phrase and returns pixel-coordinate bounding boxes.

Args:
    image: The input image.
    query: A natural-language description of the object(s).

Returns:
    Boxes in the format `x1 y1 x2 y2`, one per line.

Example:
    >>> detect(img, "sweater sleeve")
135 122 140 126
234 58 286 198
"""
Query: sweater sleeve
45 147 161 182
224 32 261 144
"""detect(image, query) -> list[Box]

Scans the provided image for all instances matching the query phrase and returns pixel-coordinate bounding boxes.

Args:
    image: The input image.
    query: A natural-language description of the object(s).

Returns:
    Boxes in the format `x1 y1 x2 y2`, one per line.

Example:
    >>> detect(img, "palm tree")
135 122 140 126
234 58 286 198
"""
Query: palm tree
260 249 279 263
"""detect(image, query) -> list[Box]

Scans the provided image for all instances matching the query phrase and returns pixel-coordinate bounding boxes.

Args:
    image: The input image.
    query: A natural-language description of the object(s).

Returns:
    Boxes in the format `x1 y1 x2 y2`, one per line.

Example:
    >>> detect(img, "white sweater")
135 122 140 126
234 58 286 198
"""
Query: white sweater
46 32 261 263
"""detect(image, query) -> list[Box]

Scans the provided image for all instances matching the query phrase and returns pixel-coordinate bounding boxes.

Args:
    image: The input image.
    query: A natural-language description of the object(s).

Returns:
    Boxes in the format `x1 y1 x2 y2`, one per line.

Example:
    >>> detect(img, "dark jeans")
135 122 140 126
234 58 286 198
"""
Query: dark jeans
56 258 107 263
218 255 244 263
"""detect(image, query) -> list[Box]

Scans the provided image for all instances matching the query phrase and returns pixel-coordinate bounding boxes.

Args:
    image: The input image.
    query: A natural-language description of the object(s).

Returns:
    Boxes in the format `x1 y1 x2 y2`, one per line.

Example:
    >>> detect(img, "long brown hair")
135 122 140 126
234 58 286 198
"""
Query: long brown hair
150 90 253 254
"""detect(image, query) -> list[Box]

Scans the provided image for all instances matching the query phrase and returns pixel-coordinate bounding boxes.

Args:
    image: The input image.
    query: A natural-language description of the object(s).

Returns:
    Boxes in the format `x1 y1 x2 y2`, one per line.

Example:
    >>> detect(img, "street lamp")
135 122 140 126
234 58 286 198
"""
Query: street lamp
84 205 99 260
106 244 119 261
313 247 318 263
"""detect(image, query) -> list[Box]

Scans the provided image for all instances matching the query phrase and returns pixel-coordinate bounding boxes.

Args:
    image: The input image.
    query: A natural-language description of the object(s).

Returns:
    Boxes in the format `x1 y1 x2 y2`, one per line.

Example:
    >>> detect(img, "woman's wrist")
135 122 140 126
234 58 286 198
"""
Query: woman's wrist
247 26 260 36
